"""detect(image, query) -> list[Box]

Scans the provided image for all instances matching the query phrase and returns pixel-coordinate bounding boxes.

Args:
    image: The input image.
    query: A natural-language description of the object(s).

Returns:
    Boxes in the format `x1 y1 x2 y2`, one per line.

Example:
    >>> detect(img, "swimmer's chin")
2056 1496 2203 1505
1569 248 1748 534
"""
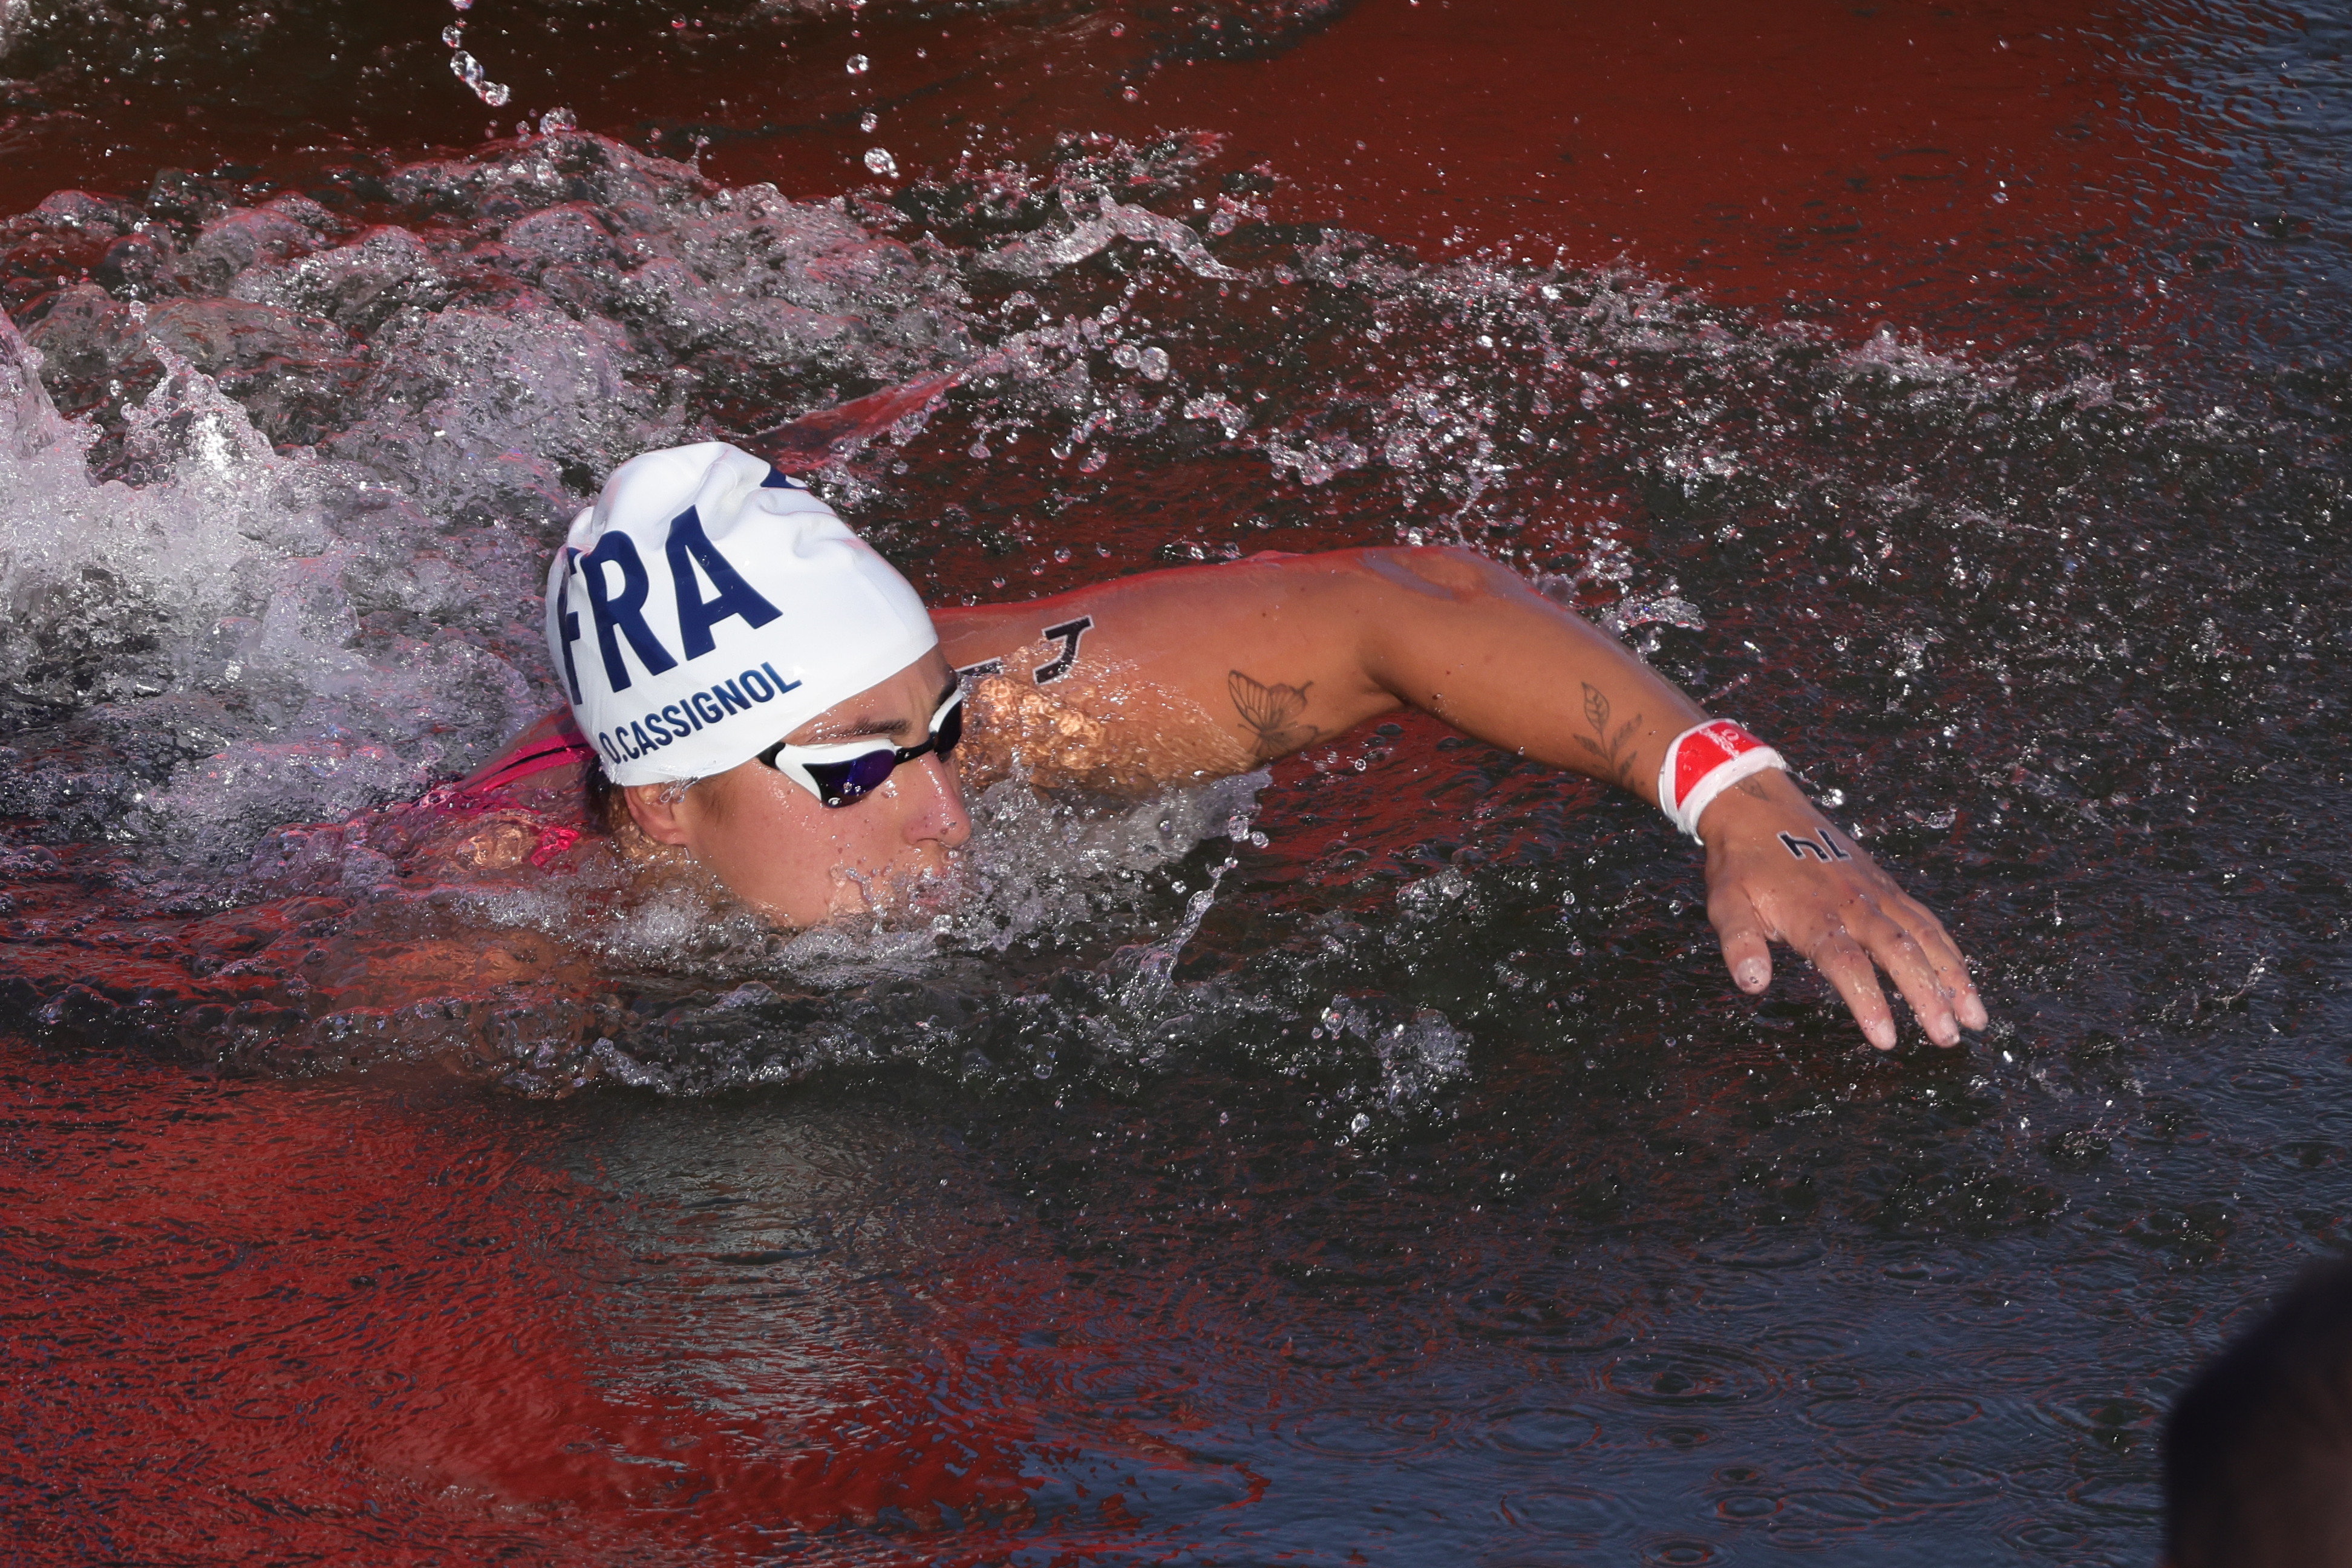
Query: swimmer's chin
750 852 975 933
610 831 971 936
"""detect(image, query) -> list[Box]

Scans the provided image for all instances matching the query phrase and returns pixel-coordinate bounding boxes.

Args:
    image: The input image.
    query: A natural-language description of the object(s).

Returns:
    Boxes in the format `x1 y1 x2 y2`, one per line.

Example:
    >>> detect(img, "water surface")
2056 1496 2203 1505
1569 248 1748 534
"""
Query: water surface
4 0 2351 1561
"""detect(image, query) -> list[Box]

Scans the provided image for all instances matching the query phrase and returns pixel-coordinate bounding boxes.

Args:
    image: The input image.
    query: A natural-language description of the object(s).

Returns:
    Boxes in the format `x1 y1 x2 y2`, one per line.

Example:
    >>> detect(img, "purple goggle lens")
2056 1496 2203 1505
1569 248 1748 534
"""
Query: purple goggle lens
757 688 963 808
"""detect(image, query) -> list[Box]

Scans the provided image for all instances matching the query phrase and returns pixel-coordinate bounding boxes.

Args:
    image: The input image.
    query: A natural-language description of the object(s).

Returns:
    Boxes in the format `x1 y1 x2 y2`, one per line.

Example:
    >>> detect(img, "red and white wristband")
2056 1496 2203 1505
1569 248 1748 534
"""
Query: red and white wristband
1656 719 1788 843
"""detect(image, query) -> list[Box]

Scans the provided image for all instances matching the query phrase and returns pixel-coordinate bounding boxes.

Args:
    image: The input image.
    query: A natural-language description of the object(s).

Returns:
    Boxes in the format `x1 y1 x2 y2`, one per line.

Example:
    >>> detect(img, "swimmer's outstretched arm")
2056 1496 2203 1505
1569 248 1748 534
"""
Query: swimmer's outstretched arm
936 546 1985 1051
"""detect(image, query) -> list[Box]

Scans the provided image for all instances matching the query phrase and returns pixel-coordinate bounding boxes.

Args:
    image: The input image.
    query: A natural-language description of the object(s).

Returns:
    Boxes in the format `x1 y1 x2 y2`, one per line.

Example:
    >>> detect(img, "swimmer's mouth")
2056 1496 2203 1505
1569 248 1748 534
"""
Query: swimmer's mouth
831 852 974 927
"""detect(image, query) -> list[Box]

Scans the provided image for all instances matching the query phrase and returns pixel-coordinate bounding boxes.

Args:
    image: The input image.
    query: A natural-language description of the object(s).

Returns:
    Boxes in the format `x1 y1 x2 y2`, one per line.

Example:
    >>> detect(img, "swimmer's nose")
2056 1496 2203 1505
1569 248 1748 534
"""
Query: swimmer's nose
899 753 972 851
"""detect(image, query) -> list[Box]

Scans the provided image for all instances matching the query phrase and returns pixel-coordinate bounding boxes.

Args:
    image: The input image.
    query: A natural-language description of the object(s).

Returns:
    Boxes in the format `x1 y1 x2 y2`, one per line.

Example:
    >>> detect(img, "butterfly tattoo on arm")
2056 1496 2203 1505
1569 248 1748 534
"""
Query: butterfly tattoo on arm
1229 670 1322 761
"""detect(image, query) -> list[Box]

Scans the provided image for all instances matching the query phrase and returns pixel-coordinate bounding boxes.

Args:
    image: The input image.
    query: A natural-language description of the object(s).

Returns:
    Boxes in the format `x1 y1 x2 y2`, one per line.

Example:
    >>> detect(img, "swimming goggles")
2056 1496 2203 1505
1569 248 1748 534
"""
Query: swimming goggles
756 688 964 808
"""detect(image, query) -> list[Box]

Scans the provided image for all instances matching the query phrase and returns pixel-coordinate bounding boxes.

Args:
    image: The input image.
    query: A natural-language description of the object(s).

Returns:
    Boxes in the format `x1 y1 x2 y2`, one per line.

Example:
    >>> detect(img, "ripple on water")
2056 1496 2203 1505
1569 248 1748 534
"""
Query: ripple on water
1857 1456 2007 1515
1752 1327 1857 1364
1480 1402 1603 1457
1693 1230 1827 1271
1880 1255 1970 1286
1601 1345 1780 1408
2000 1518 2092 1557
1797 1393 1880 1433
1802 1367 1865 1399
1455 1289 1644 1356
1275 1328 1373 1373
2031 1388 2164 1450
1289 1405 1454 1462
1647 1423 1717 1451
1940 1343 2069 1389
1889 1393 1984 1432
2068 1475 2163 1517
1495 1483 1638 1543
1710 1488 1780 1522
1762 1483 1895 1542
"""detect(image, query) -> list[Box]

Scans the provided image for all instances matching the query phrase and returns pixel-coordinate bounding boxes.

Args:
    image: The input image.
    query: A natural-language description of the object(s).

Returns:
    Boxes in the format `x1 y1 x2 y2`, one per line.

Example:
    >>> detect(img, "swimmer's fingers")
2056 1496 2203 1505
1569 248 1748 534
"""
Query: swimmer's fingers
1707 882 1775 996
1696 776 1985 1048
1880 884 1988 1032
1709 875 1940 1048
1714 863 1964 1050
1792 912 1901 1051
1839 890 1966 1049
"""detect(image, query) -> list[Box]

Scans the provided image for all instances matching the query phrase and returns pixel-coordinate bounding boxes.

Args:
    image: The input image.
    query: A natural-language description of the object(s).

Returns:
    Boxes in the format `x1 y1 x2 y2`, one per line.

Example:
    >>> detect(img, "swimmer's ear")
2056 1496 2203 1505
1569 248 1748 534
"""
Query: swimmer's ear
621 782 694 846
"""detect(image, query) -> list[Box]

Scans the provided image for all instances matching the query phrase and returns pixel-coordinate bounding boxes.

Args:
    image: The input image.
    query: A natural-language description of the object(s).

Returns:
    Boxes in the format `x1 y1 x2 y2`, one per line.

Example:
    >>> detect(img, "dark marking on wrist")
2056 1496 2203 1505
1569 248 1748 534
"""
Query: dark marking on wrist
1229 670 1321 760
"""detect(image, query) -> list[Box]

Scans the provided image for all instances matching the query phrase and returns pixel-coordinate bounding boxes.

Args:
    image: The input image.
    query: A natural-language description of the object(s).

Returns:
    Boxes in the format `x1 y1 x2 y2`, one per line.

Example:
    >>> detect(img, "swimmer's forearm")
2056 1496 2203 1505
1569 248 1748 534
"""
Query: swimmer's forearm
1349 547 1711 809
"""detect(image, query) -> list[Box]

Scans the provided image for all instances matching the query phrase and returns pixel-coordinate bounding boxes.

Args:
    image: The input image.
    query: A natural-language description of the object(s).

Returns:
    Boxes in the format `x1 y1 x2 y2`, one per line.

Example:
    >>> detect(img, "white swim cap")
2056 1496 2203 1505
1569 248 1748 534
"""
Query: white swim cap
544 442 937 787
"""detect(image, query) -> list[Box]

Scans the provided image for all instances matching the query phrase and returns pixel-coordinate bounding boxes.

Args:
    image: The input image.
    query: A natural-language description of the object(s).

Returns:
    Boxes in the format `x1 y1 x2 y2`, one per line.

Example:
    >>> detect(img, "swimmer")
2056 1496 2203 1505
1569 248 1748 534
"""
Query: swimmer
477 440 1985 1051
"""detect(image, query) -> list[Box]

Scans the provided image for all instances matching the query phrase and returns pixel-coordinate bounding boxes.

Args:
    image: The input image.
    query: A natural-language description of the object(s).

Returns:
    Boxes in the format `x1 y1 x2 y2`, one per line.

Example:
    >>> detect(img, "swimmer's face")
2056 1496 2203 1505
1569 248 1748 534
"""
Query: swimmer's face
621 649 972 927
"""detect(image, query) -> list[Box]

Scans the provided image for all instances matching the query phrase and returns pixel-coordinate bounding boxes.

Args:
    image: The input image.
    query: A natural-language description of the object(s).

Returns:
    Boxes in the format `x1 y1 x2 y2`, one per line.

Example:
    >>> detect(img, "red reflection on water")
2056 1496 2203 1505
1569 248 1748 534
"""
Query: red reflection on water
0 1041 1041 1560
1087 0 2210 301
1 0 2212 327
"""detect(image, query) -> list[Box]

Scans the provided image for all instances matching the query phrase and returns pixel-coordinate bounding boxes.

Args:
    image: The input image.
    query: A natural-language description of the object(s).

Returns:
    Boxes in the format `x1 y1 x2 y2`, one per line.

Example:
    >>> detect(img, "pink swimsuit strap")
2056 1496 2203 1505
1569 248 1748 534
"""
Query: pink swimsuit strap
452 736 599 799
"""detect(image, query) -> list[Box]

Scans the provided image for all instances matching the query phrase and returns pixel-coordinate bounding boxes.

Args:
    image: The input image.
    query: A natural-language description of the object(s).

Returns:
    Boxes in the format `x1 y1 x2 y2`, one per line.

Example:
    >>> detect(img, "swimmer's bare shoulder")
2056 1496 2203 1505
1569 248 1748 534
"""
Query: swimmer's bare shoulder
935 549 1397 794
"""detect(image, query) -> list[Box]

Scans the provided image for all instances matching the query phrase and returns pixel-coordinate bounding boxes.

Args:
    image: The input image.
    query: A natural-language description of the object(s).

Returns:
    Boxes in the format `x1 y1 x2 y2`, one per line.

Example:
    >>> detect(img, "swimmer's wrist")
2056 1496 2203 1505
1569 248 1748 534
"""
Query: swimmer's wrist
1689 766 1815 848
1655 719 1789 843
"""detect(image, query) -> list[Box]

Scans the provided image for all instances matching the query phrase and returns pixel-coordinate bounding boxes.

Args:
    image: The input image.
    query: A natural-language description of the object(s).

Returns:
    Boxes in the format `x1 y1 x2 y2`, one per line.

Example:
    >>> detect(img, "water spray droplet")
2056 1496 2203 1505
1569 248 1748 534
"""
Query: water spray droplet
846 53 869 74
863 146 898 177
858 109 879 133
448 49 511 108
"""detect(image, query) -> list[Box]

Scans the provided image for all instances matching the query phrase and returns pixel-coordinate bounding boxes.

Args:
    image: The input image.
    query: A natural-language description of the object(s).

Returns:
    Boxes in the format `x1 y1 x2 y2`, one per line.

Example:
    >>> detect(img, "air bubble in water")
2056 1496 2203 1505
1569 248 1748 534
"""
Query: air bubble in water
1122 85 1140 102
538 106 575 134
858 110 879 133
846 53 869 74
863 146 898 178
1138 346 1170 381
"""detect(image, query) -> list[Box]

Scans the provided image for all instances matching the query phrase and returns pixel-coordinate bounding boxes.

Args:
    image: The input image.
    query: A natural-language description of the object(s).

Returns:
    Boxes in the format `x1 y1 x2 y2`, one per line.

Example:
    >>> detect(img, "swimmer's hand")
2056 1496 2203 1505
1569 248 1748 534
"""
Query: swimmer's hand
1694 768 1985 1050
